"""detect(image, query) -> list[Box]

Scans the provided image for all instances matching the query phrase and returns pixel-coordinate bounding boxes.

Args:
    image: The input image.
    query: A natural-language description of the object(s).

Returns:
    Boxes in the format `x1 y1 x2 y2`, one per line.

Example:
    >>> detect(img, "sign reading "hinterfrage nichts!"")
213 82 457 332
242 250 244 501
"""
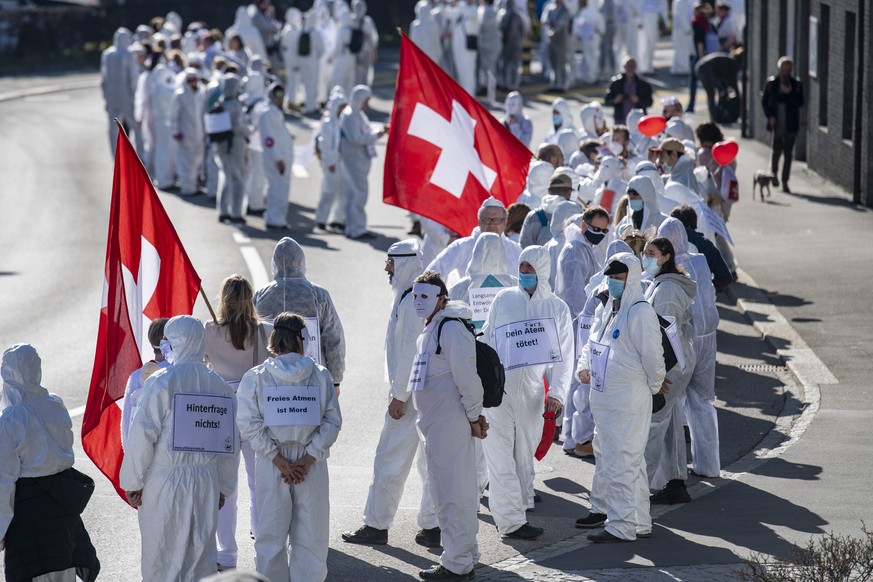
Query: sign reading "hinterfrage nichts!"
172 393 236 454
494 317 562 370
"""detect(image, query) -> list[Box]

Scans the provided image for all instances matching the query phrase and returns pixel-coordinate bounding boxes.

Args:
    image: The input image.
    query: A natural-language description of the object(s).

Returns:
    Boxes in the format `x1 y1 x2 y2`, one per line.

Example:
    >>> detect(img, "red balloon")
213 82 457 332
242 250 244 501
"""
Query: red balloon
712 140 739 166
637 115 667 138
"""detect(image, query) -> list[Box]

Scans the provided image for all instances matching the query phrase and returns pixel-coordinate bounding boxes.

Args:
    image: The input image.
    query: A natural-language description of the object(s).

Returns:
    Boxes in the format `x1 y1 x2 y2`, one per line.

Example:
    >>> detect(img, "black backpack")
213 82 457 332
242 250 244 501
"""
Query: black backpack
298 31 311 57
436 317 505 408
349 28 364 54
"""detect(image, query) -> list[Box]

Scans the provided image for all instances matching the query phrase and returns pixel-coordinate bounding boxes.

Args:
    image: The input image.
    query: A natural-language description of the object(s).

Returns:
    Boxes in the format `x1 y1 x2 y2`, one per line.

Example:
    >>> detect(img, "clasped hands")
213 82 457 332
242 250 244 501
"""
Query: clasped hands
273 453 316 485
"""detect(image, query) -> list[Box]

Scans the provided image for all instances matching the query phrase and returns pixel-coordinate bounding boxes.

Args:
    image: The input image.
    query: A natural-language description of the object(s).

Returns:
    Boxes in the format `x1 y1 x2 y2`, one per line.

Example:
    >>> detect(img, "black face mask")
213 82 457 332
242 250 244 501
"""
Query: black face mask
584 230 606 245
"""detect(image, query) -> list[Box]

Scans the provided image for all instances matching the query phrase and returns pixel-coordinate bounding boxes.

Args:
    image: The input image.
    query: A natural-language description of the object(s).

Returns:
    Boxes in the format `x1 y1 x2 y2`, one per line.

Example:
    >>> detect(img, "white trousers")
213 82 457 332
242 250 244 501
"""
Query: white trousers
363 403 438 530
315 164 345 225
152 120 177 189
263 158 291 227
217 439 258 567
685 332 721 477
639 13 660 73
246 149 266 211
645 363 693 491
254 446 329 582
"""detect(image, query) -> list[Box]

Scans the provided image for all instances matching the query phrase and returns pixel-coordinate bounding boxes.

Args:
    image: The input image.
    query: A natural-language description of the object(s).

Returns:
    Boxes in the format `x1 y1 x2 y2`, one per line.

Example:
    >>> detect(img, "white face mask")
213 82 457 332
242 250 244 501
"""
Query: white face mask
159 339 176 364
412 283 442 320
608 140 623 155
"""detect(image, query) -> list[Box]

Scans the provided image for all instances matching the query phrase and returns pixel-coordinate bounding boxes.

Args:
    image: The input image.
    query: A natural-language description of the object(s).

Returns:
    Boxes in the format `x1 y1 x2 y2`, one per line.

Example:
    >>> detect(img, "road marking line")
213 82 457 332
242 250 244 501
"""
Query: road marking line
69 404 86 418
239 246 270 290
233 232 251 244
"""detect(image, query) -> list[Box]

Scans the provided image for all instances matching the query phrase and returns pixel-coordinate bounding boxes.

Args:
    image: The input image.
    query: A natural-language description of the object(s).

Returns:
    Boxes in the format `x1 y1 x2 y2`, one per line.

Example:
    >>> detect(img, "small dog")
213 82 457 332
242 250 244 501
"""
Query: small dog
753 170 776 200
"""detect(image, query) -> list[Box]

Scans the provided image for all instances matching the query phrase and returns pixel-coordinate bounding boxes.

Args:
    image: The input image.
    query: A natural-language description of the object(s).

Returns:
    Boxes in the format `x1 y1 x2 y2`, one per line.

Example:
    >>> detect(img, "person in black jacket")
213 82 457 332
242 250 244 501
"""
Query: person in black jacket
604 57 653 124
762 56 804 193
669 205 733 290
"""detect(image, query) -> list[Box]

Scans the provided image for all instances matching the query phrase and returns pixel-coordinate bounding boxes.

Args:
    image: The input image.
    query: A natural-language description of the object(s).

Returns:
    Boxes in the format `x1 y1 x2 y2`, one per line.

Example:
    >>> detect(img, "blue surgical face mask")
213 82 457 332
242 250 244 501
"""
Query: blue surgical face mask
552 114 563 129
629 199 644 212
584 230 606 245
607 278 625 298
642 256 661 276
519 272 538 290
159 339 176 364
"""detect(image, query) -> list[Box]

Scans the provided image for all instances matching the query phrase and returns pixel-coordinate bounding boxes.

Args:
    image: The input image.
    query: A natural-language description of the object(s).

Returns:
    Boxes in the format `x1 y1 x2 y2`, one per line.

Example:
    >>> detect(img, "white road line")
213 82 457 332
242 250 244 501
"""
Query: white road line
239 246 270 290
69 404 86 418
232 232 251 244
292 164 309 179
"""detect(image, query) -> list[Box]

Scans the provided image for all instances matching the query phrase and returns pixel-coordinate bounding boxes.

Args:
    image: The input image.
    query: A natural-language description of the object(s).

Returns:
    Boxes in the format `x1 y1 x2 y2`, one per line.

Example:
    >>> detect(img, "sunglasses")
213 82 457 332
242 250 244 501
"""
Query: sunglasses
585 222 609 234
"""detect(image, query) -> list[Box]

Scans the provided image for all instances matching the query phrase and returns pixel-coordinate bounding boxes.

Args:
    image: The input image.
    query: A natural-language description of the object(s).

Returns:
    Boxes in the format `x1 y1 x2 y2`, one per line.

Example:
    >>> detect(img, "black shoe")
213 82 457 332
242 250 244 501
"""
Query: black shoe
266 223 290 231
341 525 388 545
575 512 607 529
218 214 232 224
246 207 265 217
505 522 544 540
772 176 780 187
415 527 442 548
419 565 475 581
349 231 377 240
329 222 345 232
588 530 631 543
317 223 328 230
782 183 791 193
229 216 246 224
650 480 691 505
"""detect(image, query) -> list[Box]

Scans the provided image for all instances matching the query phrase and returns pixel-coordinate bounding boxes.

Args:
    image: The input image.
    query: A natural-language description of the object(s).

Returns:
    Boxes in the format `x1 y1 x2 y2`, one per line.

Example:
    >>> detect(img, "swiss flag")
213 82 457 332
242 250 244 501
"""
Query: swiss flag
384 35 532 237
82 125 201 501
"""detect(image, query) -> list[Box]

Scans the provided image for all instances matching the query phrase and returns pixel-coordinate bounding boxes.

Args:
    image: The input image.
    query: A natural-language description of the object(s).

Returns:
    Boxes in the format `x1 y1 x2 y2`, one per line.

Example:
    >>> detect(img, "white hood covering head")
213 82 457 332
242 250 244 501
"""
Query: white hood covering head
580 102 604 136
352 0 367 18
114 27 132 49
551 97 574 131
1 344 47 410
668 155 698 193
285 7 303 29
549 200 580 239
505 91 524 116
222 73 241 98
597 156 621 182
626 108 646 140
656 217 690 256
604 251 644 309
163 315 206 365
527 160 554 196
635 160 666 196
388 238 423 292
519 245 551 290
349 84 371 111
235 6 252 26
468 232 507 276
326 87 347 119
665 117 695 142
628 175 661 213
271 237 306 279
557 129 581 162
164 11 183 34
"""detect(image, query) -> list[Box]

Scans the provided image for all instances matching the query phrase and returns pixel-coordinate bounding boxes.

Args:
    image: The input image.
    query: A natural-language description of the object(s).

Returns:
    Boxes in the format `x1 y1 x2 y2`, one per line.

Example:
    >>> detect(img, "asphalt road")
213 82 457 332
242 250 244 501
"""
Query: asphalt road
0 41 870 582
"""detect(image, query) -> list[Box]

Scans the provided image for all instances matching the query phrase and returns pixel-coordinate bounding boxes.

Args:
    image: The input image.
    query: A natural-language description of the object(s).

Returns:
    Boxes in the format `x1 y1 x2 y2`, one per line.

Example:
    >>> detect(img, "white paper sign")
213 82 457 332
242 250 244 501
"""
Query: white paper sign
172 393 236 454
575 315 596 361
661 315 687 373
494 318 562 371
263 385 322 426
407 353 430 392
468 287 502 325
589 340 610 393
302 317 321 365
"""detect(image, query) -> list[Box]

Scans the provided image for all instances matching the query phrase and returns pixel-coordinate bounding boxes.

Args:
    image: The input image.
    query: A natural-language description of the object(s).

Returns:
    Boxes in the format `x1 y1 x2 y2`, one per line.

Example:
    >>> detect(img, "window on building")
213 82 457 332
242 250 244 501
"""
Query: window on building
842 11 856 141
819 4 830 128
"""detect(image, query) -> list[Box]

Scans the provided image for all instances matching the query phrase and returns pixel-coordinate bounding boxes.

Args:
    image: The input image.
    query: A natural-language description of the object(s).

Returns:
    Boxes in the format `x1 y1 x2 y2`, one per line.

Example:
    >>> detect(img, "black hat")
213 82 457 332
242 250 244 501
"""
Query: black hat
603 260 629 276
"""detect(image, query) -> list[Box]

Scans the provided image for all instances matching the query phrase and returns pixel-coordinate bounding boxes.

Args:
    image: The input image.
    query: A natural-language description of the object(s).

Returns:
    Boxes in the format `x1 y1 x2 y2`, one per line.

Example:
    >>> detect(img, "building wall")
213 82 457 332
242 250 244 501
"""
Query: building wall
746 0 872 206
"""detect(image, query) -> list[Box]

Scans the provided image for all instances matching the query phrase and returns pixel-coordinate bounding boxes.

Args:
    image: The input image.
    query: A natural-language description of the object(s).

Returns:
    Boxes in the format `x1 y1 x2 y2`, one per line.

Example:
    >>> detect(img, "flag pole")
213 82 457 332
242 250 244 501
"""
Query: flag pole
199 287 218 324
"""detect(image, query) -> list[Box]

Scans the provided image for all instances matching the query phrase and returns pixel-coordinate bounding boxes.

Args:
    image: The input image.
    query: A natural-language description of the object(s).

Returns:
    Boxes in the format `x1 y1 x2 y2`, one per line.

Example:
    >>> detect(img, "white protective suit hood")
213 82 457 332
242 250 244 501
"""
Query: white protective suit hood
505 91 524 116
604 252 645 311
525 160 554 202
388 238 423 294
519 245 552 295
326 87 347 120
467 232 507 276
349 84 371 112
583 239 635 304
222 73 242 99
668 155 699 193
657 217 690 256
163 315 206 365
665 117 695 142
628 175 661 214
285 7 303 29
163 11 183 34
557 129 581 163
271 237 307 279
635 160 666 197
113 27 133 49
549 200 580 239
597 156 621 183
551 98 575 132
626 108 646 142
236 5 253 26
352 0 367 19
1 344 47 410
580 102 604 137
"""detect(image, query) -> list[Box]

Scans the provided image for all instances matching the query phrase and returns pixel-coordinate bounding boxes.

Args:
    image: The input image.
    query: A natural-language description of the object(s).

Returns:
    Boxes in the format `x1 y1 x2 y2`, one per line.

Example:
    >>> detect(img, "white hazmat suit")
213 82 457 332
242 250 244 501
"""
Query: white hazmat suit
340 85 379 239
101 28 138 157
481 246 574 534
427 230 522 291
170 70 205 196
315 88 347 227
259 90 294 228
578 252 665 540
120 316 239 582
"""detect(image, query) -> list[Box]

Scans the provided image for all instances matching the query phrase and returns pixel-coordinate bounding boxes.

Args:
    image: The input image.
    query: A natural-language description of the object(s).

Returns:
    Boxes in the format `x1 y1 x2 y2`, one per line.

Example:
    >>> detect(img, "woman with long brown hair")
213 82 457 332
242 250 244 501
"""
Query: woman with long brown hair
204 274 273 571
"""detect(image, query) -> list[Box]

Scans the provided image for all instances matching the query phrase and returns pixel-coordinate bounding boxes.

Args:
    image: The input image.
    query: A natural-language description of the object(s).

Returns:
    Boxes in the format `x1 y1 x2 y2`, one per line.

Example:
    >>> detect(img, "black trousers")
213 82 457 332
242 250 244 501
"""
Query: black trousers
771 132 797 182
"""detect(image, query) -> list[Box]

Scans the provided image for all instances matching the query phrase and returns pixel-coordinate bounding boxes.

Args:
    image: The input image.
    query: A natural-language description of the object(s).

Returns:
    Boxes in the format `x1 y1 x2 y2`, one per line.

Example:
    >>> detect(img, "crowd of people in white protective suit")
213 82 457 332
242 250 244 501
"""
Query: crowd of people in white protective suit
2 1 753 581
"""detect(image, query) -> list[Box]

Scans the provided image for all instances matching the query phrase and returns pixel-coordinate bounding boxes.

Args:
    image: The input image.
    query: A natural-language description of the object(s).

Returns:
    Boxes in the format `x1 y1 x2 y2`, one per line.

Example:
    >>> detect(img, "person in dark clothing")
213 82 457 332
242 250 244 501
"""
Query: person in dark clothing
688 2 718 113
762 56 804 193
669 205 733 292
695 52 740 123
604 57 653 124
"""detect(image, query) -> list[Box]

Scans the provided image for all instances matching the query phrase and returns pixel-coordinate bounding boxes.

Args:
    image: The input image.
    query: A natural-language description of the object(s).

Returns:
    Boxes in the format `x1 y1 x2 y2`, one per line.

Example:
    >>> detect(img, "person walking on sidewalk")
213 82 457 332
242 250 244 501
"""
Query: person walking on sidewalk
762 56 804 193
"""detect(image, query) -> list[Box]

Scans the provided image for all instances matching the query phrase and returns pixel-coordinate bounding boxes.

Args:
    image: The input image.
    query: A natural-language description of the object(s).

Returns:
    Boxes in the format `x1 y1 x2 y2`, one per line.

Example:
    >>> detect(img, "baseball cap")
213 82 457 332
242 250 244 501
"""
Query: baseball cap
603 260 629 276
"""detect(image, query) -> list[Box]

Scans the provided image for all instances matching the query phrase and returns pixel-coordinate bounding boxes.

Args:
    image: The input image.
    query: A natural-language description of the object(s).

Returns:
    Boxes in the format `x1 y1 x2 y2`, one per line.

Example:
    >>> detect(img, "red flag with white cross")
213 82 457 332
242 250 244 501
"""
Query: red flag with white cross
82 125 201 502
383 35 532 236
